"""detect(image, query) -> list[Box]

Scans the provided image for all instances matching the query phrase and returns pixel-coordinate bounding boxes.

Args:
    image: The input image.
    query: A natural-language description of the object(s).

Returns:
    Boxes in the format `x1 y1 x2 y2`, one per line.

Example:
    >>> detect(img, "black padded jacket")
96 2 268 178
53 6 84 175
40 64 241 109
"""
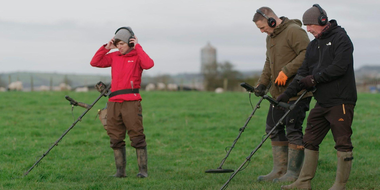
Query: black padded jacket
284 20 357 107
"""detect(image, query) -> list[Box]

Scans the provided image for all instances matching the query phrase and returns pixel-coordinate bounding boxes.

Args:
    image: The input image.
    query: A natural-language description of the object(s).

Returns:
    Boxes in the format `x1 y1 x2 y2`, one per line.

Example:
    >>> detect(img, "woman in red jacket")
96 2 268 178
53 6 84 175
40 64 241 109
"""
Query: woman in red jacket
90 26 154 178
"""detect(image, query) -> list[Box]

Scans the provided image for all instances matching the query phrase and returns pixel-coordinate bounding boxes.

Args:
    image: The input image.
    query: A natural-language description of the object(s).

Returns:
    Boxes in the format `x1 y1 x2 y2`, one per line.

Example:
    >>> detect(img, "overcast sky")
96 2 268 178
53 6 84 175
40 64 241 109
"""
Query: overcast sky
1 0 379 76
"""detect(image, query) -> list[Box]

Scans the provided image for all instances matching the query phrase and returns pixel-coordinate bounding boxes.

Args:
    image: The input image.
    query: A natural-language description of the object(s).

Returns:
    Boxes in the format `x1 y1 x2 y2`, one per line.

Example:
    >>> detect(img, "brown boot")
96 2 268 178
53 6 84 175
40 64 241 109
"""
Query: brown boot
281 149 319 190
257 141 288 182
329 151 353 190
136 147 148 178
274 144 304 182
113 147 126 177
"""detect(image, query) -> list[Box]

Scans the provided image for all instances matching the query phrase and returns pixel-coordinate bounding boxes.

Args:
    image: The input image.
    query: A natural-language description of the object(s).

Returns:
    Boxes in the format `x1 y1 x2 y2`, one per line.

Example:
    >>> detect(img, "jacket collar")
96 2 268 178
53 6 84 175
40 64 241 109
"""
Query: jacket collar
116 49 137 57
318 20 339 39
270 17 302 38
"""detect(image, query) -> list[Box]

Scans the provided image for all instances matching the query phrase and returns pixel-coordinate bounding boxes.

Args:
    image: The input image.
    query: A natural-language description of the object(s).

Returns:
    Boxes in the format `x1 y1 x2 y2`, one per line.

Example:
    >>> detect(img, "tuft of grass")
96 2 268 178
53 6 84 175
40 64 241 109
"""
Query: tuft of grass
0 91 379 190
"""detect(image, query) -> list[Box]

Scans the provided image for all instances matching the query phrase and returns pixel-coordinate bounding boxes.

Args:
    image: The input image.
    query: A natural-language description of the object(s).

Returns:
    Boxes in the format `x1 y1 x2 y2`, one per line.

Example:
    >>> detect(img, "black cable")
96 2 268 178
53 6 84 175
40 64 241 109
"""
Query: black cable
249 93 254 110
71 105 75 122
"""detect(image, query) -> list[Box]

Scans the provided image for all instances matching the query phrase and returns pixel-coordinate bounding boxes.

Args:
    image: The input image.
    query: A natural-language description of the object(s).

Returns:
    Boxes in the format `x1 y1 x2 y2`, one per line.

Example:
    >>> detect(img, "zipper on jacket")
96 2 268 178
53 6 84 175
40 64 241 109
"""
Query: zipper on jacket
342 104 346 115
318 41 322 69
131 81 136 96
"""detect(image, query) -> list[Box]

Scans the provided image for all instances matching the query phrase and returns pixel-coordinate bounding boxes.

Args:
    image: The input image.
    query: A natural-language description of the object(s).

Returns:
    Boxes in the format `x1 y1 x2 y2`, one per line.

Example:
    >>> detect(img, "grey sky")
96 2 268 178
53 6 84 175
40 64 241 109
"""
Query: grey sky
1 0 379 76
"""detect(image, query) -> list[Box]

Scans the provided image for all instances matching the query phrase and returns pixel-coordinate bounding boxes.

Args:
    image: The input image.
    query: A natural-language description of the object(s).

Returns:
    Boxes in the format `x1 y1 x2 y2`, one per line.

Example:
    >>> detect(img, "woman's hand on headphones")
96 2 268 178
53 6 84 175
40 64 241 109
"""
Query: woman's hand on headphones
130 36 138 48
105 38 116 50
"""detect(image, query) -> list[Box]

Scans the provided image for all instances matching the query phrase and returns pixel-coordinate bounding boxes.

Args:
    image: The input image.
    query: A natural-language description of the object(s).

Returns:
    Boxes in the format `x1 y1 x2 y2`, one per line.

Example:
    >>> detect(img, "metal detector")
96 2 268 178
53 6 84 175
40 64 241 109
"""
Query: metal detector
24 81 110 176
205 83 269 174
220 84 311 190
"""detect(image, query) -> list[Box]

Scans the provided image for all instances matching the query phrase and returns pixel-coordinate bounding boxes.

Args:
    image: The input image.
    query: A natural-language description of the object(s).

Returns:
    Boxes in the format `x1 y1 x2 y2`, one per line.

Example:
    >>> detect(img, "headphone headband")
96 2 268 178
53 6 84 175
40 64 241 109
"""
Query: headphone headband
312 4 328 26
256 9 277 28
115 27 134 36
313 4 324 14
256 9 269 20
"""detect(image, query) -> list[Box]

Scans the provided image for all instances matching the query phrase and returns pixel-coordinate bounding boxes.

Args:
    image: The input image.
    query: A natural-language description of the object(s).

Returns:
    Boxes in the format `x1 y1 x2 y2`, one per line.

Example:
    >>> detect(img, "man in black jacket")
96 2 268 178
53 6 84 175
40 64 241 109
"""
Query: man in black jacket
279 4 357 190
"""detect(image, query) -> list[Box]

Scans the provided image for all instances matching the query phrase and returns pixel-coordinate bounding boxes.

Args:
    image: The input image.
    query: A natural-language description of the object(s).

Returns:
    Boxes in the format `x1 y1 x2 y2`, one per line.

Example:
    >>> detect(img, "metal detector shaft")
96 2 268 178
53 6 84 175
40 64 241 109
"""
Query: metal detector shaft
216 96 265 169
24 84 111 176
220 90 308 190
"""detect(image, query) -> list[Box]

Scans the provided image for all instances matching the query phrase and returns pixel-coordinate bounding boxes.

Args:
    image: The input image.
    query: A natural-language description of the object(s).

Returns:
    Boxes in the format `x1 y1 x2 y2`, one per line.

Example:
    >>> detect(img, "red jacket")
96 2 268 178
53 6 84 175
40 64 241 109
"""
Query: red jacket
90 44 154 102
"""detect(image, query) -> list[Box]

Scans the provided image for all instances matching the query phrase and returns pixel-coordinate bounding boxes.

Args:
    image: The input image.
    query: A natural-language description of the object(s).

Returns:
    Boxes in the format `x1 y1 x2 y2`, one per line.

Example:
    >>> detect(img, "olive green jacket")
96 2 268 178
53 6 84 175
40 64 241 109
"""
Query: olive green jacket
258 17 313 100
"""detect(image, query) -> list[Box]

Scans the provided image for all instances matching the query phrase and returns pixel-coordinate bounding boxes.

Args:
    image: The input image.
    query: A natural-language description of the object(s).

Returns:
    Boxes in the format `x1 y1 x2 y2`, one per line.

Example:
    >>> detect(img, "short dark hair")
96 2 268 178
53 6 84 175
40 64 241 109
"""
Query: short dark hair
113 38 122 46
253 7 277 22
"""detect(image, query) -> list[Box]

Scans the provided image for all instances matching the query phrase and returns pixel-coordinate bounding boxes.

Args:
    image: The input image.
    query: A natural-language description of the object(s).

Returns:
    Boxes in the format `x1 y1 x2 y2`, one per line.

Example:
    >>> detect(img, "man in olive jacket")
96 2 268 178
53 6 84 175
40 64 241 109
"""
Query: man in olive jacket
253 7 313 182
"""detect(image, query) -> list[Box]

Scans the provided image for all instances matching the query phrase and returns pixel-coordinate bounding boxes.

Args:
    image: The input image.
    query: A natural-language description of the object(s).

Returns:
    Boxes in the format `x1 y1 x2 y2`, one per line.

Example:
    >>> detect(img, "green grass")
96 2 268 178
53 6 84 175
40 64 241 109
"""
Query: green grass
0 91 379 190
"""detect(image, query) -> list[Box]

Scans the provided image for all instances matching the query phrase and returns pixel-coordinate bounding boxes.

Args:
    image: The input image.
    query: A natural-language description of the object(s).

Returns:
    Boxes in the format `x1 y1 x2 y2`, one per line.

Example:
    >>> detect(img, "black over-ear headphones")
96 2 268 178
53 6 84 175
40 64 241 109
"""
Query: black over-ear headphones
256 9 276 28
115 27 135 47
313 4 328 26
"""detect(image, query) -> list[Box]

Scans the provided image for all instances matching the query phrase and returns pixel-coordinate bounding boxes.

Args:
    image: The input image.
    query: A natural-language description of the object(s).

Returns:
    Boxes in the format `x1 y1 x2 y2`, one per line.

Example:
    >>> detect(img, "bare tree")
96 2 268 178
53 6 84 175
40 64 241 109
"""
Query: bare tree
202 61 242 91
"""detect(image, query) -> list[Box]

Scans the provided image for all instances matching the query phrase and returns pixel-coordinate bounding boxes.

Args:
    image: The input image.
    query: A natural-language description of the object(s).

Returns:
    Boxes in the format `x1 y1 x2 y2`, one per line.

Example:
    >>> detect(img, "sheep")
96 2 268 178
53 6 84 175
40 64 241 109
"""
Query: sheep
38 85 50 91
52 83 71 91
167 83 178 91
157 82 166 91
145 83 156 91
75 86 89 92
215 87 224 93
8 81 23 91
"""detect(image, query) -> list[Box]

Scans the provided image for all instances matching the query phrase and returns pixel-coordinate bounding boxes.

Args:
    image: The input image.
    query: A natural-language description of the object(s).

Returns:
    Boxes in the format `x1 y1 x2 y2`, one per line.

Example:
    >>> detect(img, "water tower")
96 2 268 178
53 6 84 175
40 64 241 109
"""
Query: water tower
200 42 217 74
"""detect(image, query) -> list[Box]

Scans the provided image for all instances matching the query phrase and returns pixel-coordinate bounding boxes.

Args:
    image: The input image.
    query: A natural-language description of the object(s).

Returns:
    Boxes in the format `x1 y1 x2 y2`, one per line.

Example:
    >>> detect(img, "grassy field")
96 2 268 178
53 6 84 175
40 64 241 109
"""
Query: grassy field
0 91 379 190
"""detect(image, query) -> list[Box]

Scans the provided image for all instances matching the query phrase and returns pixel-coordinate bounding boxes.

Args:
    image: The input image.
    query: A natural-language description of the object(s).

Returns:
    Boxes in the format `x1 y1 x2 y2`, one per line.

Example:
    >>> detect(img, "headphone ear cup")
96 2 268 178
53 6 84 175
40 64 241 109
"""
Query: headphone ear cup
128 36 135 47
267 18 276 28
318 15 328 26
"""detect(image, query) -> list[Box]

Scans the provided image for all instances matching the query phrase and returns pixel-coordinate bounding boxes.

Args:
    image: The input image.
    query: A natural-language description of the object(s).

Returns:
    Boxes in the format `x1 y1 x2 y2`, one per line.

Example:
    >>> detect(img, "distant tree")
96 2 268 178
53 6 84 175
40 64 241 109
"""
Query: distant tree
219 61 243 91
202 61 242 91
154 74 172 84
203 61 221 91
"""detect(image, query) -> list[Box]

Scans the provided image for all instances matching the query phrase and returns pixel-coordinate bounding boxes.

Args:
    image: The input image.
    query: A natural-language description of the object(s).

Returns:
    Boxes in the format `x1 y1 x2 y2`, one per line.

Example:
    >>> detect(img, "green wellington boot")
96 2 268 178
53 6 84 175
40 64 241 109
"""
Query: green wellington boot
274 144 304 182
112 147 126 177
329 151 353 190
136 147 148 178
257 141 288 182
281 149 319 190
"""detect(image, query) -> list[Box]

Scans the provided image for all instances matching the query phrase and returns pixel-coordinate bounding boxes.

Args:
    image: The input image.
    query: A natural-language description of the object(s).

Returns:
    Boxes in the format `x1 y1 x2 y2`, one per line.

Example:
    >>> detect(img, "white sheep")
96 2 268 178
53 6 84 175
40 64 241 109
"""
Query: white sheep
145 83 156 91
8 81 23 91
215 87 224 93
38 85 50 91
75 86 89 92
157 83 166 91
167 83 178 91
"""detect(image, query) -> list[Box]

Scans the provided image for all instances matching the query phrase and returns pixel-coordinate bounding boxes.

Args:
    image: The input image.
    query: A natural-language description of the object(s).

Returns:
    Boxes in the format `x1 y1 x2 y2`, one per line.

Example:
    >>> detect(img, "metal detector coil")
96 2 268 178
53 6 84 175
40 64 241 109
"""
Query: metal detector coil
205 168 234 173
